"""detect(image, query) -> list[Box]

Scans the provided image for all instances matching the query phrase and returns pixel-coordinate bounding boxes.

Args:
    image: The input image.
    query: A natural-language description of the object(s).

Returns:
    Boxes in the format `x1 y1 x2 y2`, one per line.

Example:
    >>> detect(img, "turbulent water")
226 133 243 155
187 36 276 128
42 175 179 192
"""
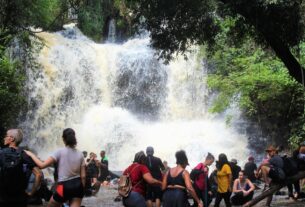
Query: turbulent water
20 24 249 170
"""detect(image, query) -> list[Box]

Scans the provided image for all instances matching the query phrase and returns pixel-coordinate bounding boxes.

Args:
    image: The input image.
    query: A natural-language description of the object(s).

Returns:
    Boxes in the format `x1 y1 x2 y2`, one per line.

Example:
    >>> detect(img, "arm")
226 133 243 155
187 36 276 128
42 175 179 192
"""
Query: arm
27 167 42 196
80 164 86 188
228 173 232 192
24 150 55 169
232 179 241 193
183 171 203 207
143 172 162 186
245 179 255 194
162 171 169 190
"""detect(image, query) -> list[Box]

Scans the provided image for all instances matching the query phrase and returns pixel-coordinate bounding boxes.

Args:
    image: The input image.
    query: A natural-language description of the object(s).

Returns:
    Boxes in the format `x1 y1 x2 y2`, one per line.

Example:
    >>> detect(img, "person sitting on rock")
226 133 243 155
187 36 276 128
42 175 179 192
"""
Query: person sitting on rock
231 170 255 206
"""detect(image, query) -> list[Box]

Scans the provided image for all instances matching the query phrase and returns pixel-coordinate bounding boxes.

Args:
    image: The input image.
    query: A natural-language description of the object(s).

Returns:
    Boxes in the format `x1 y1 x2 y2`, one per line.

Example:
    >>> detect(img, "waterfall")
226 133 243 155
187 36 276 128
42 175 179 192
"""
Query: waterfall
21 25 249 170
107 19 116 43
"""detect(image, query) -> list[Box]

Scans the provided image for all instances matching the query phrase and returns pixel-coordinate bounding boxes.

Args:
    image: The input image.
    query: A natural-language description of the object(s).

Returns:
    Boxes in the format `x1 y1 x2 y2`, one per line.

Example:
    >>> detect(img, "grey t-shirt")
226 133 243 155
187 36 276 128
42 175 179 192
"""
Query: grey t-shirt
51 147 85 182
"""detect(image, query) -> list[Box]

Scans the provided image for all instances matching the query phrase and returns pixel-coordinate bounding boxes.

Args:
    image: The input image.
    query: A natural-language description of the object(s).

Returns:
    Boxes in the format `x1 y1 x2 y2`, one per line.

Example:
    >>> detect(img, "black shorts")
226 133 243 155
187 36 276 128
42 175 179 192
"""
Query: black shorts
53 177 84 203
146 185 162 201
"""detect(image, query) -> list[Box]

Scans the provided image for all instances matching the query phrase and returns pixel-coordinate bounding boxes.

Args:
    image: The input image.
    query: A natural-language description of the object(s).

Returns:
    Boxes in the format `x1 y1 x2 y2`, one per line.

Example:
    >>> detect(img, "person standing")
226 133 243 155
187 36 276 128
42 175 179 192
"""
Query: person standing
145 146 165 207
192 152 215 207
162 150 203 207
122 151 162 207
214 153 232 207
99 150 109 182
0 129 41 207
25 128 86 207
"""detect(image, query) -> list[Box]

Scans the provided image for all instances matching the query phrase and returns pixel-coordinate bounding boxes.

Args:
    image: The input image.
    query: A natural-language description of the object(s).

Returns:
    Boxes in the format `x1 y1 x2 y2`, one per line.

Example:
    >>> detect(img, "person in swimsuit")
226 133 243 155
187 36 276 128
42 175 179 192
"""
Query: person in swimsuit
231 170 255 205
162 150 203 207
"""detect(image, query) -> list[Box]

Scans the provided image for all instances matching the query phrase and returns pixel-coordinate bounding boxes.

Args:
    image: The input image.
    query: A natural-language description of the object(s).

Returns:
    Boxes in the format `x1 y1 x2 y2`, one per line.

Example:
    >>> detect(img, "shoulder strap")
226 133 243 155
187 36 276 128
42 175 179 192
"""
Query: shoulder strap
128 164 143 188
128 163 141 175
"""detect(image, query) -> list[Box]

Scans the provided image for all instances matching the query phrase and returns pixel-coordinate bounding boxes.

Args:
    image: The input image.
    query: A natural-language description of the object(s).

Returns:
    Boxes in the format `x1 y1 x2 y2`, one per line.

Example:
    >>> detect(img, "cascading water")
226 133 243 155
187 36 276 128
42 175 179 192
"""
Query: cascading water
21 24 249 170
107 19 116 43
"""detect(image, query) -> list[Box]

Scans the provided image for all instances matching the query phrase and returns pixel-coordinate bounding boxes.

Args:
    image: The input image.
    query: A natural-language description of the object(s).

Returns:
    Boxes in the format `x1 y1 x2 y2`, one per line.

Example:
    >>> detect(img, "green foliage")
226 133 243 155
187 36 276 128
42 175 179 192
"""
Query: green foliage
0 0 83 136
0 54 26 132
78 0 104 41
206 20 305 147
120 0 305 85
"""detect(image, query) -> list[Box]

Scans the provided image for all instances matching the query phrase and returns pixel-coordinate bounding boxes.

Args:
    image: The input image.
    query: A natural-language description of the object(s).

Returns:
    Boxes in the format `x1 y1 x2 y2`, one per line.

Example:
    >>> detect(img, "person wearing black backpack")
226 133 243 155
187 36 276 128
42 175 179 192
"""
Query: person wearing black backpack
145 146 165 207
0 128 38 207
191 152 215 207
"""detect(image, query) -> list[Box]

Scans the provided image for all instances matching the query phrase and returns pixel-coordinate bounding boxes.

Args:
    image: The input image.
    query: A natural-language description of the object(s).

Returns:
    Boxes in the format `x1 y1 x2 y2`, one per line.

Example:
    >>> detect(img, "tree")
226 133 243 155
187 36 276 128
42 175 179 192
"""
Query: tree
123 0 305 85
0 0 84 136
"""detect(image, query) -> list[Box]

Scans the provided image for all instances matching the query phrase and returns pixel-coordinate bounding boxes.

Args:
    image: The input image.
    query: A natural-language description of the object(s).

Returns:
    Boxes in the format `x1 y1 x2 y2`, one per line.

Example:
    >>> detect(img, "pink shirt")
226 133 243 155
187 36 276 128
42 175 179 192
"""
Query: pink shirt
194 163 208 190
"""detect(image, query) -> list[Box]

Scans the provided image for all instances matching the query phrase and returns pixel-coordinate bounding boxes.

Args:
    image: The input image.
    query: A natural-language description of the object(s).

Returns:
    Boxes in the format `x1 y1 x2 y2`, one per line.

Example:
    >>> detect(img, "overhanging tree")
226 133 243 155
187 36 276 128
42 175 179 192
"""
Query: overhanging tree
123 0 305 85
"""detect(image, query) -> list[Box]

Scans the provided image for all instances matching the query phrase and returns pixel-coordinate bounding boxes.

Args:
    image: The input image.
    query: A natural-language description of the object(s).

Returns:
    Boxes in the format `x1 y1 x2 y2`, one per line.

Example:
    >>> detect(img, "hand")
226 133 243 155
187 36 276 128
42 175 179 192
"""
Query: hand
243 190 250 196
208 191 213 196
198 201 204 207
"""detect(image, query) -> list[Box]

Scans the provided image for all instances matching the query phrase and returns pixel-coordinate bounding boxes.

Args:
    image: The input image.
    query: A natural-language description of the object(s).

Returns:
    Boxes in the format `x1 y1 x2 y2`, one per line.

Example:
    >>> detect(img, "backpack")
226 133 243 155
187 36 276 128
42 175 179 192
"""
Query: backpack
190 164 204 182
118 164 141 197
282 156 298 177
0 148 27 197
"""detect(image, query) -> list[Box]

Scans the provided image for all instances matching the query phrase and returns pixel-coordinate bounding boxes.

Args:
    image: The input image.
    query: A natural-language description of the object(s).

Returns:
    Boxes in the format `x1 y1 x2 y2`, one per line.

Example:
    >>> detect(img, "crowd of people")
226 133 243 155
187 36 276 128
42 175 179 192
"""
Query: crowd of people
1 127 305 207
122 145 305 207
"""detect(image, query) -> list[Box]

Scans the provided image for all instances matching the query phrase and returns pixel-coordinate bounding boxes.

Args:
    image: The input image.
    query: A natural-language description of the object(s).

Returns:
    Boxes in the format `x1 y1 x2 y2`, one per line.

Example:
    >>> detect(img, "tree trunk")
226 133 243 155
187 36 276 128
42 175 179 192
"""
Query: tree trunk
219 0 305 87
243 171 305 207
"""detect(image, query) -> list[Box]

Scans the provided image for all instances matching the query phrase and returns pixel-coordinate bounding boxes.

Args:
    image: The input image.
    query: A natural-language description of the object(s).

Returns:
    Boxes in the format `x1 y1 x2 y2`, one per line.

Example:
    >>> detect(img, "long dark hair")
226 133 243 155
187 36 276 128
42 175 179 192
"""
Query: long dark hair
62 128 77 147
216 153 229 170
175 150 189 166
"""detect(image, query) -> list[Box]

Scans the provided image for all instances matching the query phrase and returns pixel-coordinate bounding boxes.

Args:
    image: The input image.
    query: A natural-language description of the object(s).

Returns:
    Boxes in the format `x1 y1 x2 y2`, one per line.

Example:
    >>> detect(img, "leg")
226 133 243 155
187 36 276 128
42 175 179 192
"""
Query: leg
47 196 62 207
261 166 271 185
192 184 202 207
287 184 293 197
70 198 82 207
146 200 153 207
202 189 210 207
155 198 161 207
223 192 231 207
214 192 222 207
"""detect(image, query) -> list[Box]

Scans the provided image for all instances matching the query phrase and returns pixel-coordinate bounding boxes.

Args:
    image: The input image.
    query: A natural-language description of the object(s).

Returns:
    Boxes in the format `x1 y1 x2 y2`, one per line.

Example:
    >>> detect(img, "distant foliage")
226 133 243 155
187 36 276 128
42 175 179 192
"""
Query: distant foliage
78 0 104 41
206 18 305 147
0 54 26 133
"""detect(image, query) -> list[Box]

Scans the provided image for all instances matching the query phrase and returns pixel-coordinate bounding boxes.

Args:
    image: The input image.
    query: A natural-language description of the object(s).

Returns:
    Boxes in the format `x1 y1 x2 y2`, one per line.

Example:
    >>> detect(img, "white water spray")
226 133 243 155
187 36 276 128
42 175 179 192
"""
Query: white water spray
21 25 249 170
